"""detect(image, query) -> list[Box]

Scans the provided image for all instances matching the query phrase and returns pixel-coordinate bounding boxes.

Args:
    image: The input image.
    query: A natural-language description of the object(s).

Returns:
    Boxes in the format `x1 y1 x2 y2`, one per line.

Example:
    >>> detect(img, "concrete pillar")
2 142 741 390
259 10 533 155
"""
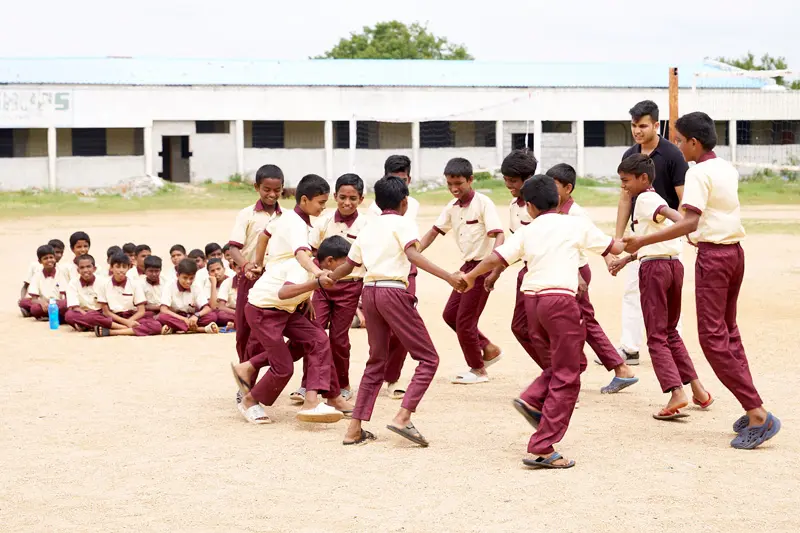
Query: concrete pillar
234 119 244 177
348 118 357 173
533 119 543 167
729 119 737 164
576 120 585 177
47 127 57 190
324 119 334 182
143 125 153 176
495 120 504 171
411 121 420 180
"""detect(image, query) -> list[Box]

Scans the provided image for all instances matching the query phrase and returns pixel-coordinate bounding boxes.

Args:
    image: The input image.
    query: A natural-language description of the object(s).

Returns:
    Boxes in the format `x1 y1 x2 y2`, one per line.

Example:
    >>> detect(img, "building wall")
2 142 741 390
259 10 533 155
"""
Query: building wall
540 132 578 172
379 122 412 149
56 156 145 189
419 147 496 179
285 121 324 149
12 128 48 157
0 158 49 190
332 148 412 186
57 128 72 156
243 148 326 186
191 129 237 182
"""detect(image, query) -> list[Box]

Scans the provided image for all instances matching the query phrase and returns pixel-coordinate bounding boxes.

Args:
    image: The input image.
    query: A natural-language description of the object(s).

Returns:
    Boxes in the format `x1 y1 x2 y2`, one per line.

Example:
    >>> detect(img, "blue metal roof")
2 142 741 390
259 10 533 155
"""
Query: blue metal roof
0 57 769 89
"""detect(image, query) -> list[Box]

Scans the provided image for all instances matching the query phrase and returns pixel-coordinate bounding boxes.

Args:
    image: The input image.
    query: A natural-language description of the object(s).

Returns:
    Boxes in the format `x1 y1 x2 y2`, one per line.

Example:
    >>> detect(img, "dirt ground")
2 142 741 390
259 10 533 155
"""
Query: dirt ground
1 204 799 533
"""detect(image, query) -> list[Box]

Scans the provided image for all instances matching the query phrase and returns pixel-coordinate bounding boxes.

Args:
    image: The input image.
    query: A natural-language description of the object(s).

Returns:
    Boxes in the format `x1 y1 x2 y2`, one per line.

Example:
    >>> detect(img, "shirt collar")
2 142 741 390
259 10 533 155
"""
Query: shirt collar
216 276 227 288
635 136 664 156
80 275 96 287
514 196 525 207
558 197 575 215
293 205 312 226
148 277 160 286
137 267 145 275
254 200 281 214
111 276 127 287
42 268 56 278
381 209 401 216
177 281 190 292
540 209 560 216
697 151 717 163
334 209 358 227
455 189 475 207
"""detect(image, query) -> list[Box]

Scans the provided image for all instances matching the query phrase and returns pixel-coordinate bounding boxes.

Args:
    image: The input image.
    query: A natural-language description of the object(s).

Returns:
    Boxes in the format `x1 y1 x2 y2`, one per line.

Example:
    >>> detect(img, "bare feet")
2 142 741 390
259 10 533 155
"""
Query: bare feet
327 395 354 412
343 419 364 443
666 387 689 412
232 361 257 390
483 343 502 364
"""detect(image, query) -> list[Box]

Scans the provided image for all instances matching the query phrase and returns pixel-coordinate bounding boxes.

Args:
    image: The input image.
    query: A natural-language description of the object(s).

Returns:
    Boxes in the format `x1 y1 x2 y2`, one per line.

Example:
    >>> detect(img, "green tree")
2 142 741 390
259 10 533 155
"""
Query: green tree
716 52 800 89
315 21 473 60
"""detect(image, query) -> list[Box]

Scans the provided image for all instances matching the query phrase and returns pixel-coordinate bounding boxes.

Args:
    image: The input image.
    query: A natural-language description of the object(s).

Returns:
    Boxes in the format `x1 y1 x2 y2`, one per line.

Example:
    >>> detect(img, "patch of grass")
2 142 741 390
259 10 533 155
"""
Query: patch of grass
738 176 800 204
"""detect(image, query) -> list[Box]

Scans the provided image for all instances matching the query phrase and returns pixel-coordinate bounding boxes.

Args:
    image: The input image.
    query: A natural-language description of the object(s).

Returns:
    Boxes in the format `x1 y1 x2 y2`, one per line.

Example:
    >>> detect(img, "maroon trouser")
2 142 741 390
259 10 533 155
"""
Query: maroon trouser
215 308 236 327
22 298 66 320
116 310 163 336
158 310 218 332
578 265 624 371
511 266 544 367
235 273 262 363
245 304 340 406
442 261 492 369
306 279 363 389
383 266 417 383
354 285 439 421
695 243 762 411
639 258 697 392
519 294 584 456
65 309 112 330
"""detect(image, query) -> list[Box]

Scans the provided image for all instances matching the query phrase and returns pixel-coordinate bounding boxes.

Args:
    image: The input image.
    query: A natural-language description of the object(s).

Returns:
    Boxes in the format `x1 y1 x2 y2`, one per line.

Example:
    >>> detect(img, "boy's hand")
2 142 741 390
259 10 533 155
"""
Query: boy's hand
462 273 476 292
188 315 198 328
246 264 263 280
318 273 335 289
622 236 643 254
608 257 629 277
126 319 140 328
448 272 466 292
577 275 588 298
483 267 502 292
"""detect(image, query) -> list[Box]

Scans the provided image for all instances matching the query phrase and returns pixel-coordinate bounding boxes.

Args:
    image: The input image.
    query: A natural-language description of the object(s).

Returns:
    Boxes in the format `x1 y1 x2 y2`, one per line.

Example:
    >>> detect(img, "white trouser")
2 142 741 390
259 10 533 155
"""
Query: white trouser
620 247 683 354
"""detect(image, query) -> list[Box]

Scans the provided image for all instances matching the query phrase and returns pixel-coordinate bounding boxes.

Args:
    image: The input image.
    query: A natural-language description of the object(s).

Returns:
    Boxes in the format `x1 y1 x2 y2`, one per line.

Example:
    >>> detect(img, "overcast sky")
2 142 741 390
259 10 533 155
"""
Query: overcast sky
3 0 799 68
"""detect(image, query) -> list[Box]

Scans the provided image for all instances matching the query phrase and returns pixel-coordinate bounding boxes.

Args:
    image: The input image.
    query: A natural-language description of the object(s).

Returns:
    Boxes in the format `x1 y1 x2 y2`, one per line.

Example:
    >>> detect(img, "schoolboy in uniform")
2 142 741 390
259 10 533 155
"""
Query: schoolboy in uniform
227 164 284 368
65 254 113 331
329 176 465 447
100 246 122 281
188 249 209 290
122 243 137 265
462 175 625 469
165 244 187 283
207 257 236 329
126 244 151 282
206 242 236 278
94 253 162 337
546 163 638 393
158 258 219 334
419 158 504 384
611 154 711 418
141 255 165 314
64 231 91 283
623 112 780 449
20 244 68 320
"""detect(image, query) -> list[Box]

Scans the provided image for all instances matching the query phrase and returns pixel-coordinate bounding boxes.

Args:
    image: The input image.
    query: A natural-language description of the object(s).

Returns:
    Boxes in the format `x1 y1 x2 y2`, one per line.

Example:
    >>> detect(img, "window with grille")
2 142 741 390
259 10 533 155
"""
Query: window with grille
196 121 230 134
72 128 107 156
0 129 12 158
511 133 534 151
420 121 454 148
252 121 285 148
543 121 572 134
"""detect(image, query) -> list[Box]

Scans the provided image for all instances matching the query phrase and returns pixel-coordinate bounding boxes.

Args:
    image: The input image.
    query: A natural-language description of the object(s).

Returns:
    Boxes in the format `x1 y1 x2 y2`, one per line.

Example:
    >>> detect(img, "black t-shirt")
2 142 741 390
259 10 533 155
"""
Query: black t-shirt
622 136 688 209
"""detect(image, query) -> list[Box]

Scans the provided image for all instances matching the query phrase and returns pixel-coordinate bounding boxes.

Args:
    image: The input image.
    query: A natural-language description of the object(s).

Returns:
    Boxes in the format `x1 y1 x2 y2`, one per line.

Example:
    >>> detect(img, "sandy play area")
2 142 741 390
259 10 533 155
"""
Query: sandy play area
1 204 798 533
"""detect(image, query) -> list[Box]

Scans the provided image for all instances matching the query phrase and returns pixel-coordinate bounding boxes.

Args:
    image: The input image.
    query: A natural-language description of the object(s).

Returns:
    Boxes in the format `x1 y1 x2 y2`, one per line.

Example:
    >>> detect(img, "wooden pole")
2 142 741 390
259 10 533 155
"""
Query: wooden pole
668 67 679 143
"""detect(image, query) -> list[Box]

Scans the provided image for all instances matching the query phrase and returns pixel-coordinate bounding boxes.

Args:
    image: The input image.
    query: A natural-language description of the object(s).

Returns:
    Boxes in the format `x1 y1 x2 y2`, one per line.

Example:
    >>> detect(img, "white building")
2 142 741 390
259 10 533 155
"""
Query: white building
1 58 799 190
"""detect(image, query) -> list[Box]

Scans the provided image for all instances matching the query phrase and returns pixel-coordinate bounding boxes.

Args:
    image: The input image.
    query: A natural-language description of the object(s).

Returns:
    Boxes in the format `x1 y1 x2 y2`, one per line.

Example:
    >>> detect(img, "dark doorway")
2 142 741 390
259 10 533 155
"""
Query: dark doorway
158 136 191 183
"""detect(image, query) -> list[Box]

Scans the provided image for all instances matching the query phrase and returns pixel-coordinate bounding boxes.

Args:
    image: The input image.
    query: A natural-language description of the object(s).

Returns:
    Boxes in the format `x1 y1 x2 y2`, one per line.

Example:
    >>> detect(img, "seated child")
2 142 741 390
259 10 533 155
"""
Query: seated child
19 244 68 320
207 257 236 329
64 231 91 283
94 253 162 337
165 244 186 282
99 246 122 282
126 244 151 281
20 238 65 306
157 258 219 334
188 248 209 290
206 242 237 278
222 243 233 269
141 255 165 314
122 243 136 265
65 254 113 331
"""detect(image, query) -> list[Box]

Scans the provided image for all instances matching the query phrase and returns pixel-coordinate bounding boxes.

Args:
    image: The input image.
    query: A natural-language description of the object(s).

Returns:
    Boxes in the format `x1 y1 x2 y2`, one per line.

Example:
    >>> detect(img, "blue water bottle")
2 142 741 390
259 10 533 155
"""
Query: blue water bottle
48 298 60 330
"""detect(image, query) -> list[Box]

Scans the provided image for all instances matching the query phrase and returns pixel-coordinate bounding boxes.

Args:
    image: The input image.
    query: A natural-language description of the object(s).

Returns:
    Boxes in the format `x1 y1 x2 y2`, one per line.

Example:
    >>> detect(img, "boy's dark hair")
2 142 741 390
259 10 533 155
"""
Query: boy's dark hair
69 231 91 249
188 249 205 260
106 245 122 259
384 155 411 176
618 154 656 182
110 252 131 267
76 253 95 266
675 112 717 151
501 149 538 180
221 243 230 253
205 242 222 256
144 255 162 270
296 174 330 203
374 175 409 211
177 258 199 276
521 175 560 211
122 243 136 254
335 173 364 197
255 164 285 186
546 163 577 190
207 257 224 269
48 239 65 251
37 244 56 260
134 244 151 256
444 157 473 179
318 235 351 262
629 100 659 122
169 244 186 255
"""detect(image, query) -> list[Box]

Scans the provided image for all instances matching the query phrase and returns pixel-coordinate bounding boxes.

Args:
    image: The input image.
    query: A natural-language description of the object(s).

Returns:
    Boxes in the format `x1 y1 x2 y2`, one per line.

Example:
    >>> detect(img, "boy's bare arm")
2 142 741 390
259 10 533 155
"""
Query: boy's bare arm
418 228 440 252
278 280 319 300
101 303 128 326
615 189 633 239
330 261 355 282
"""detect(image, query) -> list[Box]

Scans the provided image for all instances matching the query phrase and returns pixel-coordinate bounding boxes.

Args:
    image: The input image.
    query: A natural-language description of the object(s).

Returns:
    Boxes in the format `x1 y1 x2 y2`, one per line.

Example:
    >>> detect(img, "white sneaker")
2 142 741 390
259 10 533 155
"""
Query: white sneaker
296 402 344 423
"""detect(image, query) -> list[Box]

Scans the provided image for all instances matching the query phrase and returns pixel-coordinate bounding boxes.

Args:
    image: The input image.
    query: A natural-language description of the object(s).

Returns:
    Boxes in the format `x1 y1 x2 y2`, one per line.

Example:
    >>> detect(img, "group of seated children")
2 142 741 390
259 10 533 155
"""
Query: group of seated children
18 233 239 337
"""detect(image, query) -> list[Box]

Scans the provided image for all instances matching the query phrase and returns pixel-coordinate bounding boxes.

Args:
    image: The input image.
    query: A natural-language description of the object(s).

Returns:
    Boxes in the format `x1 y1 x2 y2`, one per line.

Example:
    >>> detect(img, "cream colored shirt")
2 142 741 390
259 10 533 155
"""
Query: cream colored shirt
348 211 419 286
160 281 209 314
27 269 67 299
434 191 504 262
229 201 283 263
66 277 101 311
264 207 314 266
681 155 746 245
495 212 614 294
25 261 65 284
248 259 313 313
310 209 368 279
217 276 237 308
633 190 683 258
369 195 419 221
509 197 532 234
140 276 167 307
96 277 146 313
192 268 210 292
63 261 79 284
126 267 145 282
560 198 593 268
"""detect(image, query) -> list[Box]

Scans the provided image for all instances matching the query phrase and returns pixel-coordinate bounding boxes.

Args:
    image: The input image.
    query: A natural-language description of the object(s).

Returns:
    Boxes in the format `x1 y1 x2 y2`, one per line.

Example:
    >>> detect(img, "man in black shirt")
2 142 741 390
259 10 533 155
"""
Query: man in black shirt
610 100 688 365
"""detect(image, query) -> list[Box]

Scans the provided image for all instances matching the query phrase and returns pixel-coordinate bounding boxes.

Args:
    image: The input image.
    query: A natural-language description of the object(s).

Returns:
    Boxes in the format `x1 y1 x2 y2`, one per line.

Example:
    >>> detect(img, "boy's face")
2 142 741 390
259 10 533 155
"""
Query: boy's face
126 252 136 264
208 249 224 261
619 172 650 196
554 180 573 205
301 193 329 218
393 171 411 185
208 262 226 282
194 256 206 269
111 263 129 281
320 256 347 271
177 272 195 290
335 185 363 216
72 239 90 257
53 248 64 263
136 250 151 269
223 249 232 263
503 175 525 198
145 267 162 285
77 259 96 280
674 131 700 162
39 253 56 270
631 115 658 145
171 250 186 266
445 175 473 202
255 178 283 206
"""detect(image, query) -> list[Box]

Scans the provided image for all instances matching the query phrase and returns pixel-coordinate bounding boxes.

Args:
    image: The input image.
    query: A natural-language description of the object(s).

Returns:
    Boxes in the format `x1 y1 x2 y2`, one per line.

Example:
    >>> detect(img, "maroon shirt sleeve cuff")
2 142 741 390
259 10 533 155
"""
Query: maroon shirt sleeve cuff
682 204 703 215
601 238 614 257
433 226 446 236
653 205 665 222
294 246 311 255
228 241 244 249
492 250 509 267
404 239 420 251
487 229 504 236
346 257 362 267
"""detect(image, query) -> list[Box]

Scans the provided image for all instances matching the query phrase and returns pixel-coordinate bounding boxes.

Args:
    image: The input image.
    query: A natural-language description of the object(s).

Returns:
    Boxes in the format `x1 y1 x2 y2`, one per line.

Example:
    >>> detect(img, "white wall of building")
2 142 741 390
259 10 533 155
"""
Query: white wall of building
56 156 145 189
418 147 496 179
191 130 237 182
0 158 49 190
243 149 326 186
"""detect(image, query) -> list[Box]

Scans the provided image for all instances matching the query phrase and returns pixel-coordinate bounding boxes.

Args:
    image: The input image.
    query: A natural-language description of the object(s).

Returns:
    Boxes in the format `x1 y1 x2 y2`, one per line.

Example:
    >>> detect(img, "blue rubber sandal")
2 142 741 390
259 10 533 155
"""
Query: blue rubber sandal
600 376 639 394
731 413 781 449
513 398 542 429
732 414 749 433
522 452 576 469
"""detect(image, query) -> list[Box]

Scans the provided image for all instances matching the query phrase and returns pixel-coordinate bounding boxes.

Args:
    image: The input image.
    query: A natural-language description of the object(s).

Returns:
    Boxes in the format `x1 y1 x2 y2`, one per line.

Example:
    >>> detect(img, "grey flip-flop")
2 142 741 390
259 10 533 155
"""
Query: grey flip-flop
513 398 542 429
343 429 376 446
522 452 576 469
600 376 639 394
386 422 429 447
